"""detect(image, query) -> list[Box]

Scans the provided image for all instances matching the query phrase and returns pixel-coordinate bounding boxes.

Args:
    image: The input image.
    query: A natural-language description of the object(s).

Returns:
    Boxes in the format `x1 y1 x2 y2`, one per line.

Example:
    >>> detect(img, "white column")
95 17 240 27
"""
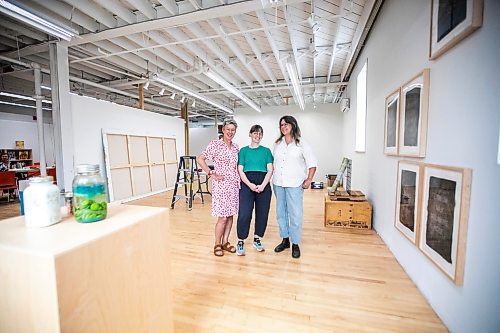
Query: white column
49 42 74 191
33 64 47 177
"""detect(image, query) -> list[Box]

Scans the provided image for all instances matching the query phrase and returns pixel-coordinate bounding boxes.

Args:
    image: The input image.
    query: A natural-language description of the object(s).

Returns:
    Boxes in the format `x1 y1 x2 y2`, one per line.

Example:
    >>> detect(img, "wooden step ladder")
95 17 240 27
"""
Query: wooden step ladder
170 156 203 210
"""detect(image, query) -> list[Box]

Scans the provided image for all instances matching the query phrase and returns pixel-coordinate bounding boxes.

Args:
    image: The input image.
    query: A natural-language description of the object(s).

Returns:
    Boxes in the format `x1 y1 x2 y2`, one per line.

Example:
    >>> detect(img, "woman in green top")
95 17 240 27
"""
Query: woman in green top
236 125 274 256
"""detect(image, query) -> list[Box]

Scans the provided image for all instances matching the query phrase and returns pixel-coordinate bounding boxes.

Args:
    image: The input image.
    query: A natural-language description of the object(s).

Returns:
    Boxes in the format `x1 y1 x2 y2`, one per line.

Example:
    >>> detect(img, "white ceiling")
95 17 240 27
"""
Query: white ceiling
0 0 382 121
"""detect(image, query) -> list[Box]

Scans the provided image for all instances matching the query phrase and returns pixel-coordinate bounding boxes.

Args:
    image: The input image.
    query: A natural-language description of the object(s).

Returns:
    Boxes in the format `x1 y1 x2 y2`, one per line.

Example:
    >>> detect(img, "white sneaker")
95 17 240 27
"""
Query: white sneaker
236 241 245 256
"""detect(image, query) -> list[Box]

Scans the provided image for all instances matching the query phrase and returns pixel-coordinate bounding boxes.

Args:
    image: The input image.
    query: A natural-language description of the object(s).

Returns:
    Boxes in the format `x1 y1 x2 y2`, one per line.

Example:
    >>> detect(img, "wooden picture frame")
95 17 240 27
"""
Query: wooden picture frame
384 89 401 156
395 161 423 244
399 69 430 157
418 164 472 285
430 0 483 60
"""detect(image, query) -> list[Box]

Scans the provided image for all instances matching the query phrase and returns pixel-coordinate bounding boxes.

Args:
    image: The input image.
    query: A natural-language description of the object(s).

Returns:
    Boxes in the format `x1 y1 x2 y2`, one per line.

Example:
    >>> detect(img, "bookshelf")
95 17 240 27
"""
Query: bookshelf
1 148 33 168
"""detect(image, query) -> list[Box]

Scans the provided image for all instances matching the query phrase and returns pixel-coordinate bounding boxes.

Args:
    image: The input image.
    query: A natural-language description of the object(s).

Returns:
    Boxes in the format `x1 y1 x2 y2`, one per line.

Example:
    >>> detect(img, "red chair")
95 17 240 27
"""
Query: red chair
47 167 57 185
0 171 18 202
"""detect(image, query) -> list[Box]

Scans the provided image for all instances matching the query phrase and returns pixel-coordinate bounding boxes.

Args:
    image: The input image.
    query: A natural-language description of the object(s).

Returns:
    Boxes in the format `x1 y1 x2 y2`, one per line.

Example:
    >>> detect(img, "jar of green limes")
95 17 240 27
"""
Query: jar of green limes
72 164 107 223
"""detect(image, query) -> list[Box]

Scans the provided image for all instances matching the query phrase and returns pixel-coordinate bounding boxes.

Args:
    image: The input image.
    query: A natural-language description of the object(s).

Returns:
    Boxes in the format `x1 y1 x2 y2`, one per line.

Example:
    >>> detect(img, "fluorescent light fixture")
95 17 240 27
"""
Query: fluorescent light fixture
159 88 165 95
0 91 52 104
0 0 77 41
285 60 305 110
152 73 233 114
0 100 51 111
41 85 51 90
204 68 261 113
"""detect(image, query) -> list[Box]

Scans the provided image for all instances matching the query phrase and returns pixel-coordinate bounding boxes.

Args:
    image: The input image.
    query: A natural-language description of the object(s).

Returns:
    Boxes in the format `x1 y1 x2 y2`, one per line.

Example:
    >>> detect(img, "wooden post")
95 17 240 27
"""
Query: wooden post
181 102 189 155
214 110 218 137
138 83 144 109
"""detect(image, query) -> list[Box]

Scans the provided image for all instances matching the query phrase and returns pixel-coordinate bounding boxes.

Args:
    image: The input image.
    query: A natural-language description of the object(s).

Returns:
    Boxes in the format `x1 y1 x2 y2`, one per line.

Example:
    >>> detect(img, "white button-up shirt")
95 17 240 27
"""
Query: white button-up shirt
272 137 317 188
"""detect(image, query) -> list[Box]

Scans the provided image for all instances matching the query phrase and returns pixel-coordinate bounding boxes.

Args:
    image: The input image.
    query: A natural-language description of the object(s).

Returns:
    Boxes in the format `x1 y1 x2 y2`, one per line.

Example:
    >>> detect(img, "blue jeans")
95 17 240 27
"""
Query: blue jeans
273 185 303 244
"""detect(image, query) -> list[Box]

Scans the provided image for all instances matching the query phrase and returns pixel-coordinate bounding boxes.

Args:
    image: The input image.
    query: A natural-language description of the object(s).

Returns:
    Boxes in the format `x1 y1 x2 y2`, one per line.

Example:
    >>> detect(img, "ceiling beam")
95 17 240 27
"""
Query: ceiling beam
68 0 309 46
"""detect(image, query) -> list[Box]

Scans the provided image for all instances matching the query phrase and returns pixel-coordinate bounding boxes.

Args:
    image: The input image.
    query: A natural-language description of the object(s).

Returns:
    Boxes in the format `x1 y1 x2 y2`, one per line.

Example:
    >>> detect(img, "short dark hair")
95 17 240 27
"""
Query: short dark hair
276 115 301 144
249 124 263 134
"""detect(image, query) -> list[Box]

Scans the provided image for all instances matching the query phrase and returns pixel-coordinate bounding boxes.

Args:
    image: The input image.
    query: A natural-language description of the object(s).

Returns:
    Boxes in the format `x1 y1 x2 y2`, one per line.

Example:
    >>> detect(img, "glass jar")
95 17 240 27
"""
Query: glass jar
72 164 107 223
24 176 61 228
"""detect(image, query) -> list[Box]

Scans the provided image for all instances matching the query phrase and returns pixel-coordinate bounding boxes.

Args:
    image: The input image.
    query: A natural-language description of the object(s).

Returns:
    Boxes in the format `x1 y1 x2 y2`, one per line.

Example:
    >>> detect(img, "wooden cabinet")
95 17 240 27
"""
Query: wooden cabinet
1 148 33 168
0 204 173 333
324 194 372 230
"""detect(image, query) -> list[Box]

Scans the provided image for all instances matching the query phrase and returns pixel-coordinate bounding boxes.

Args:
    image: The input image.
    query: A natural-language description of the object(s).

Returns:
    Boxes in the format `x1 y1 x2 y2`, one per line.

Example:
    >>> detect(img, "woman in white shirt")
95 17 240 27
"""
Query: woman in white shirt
272 115 317 258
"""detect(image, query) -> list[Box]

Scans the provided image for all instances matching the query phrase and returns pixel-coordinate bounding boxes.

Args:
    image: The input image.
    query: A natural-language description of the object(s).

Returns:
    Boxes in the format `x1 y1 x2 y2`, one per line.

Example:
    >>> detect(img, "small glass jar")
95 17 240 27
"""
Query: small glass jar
64 191 73 216
72 164 107 223
24 176 61 228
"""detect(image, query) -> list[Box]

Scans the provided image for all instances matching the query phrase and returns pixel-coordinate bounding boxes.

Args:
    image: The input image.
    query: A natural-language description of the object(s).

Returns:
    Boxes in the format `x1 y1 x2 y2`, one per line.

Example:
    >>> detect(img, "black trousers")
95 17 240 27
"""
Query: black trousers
237 171 272 240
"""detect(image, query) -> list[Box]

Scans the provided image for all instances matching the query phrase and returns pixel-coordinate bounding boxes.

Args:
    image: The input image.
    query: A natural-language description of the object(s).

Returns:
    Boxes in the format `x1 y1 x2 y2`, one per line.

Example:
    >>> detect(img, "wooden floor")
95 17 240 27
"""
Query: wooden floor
0 196 20 221
128 189 447 333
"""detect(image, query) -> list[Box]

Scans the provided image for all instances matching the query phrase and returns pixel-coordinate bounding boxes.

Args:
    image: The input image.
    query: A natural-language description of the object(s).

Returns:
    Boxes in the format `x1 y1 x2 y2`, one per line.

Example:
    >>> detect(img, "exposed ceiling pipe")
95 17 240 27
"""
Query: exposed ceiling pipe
0 55 178 114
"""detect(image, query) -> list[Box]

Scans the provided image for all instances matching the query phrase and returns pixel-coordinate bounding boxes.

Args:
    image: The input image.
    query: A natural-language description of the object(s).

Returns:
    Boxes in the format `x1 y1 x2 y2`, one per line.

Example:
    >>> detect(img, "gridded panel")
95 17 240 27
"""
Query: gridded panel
166 164 178 188
129 136 148 165
163 138 177 163
106 134 129 167
110 168 133 201
132 166 152 195
149 137 164 163
151 165 167 191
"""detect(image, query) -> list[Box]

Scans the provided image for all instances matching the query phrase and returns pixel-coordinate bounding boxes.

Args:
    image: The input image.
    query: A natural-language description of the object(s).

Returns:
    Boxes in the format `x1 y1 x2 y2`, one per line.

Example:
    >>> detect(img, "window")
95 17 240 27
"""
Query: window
355 60 367 152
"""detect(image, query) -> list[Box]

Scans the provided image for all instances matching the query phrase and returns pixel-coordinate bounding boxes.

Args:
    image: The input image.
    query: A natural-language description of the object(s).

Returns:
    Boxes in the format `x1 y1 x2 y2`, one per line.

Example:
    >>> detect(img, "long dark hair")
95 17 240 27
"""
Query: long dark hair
275 115 301 144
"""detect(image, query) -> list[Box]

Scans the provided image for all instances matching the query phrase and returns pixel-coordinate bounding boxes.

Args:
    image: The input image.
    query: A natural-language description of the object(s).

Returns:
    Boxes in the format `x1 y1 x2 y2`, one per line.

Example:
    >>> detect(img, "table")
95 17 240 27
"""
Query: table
0 204 173 333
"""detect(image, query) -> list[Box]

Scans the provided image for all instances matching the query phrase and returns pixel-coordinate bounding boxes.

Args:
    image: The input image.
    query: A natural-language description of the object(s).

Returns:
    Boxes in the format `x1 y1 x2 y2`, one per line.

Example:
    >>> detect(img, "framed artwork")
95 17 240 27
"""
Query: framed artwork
384 89 401 155
395 161 422 244
15 140 24 149
399 69 430 157
430 0 483 60
418 164 472 285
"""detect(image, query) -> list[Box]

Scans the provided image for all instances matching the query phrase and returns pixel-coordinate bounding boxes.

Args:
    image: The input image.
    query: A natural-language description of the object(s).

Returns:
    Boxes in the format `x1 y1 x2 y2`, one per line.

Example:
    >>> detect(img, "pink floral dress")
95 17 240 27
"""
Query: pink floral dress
201 139 240 217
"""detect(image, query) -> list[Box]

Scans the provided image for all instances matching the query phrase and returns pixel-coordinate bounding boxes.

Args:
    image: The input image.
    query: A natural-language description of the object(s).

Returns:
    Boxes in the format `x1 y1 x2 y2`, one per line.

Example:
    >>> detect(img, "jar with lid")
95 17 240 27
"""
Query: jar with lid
72 164 107 223
23 176 61 228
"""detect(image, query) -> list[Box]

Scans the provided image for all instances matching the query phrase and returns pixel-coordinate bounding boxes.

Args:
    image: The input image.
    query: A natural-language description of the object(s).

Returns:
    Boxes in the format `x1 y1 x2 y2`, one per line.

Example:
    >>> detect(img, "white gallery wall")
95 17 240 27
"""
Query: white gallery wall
234 103 344 183
0 112 55 166
189 127 218 156
70 94 185 189
342 0 500 332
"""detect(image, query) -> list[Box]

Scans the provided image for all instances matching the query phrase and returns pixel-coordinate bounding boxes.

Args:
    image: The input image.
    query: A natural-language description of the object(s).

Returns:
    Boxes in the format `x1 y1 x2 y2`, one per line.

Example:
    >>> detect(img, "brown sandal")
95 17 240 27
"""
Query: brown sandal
221 242 236 253
214 244 224 257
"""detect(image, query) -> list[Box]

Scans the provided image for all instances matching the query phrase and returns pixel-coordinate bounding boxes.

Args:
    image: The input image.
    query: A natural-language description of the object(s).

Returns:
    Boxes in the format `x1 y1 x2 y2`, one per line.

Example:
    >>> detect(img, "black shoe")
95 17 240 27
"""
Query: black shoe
274 238 290 253
292 244 300 258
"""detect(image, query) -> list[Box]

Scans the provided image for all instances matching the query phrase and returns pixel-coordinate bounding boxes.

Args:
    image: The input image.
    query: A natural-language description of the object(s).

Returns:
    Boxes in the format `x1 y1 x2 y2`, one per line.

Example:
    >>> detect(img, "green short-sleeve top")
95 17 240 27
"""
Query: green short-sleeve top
238 145 273 172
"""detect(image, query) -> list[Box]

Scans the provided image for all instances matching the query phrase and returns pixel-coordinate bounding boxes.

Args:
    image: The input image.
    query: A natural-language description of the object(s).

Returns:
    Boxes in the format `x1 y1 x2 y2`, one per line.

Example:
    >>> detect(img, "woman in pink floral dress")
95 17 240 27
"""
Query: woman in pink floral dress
197 119 240 257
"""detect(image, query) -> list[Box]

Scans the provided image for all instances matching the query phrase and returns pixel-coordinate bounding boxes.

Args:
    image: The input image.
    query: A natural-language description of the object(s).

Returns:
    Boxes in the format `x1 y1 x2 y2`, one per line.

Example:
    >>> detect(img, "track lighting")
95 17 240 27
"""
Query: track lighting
159 88 165 95
204 68 261 113
152 73 233 114
192 100 196 108
143 81 150 90
170 92 176 100
180 96 186 103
